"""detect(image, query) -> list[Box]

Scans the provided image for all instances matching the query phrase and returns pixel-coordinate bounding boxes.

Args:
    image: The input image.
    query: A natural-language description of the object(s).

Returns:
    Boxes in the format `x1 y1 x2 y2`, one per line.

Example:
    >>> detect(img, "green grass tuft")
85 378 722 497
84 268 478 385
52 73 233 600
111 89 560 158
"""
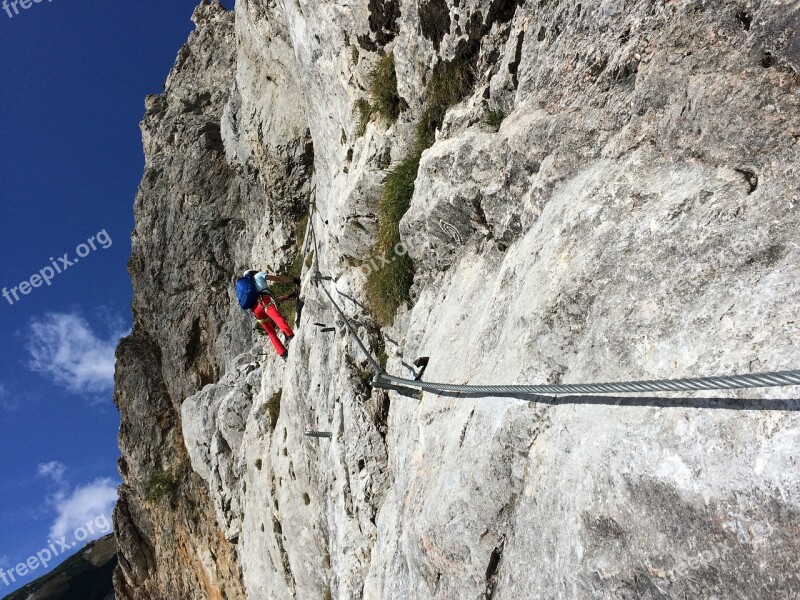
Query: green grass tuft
415 59 475 149
356 54 404 137
145 469 177 503
364 153 418 325
370 53 402 122
484 109 506 130
365 58 475 325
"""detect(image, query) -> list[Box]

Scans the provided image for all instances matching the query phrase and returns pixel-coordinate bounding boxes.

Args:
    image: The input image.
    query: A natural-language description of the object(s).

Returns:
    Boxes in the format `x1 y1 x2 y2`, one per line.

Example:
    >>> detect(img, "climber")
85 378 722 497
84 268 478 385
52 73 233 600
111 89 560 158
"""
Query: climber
236 270 300 360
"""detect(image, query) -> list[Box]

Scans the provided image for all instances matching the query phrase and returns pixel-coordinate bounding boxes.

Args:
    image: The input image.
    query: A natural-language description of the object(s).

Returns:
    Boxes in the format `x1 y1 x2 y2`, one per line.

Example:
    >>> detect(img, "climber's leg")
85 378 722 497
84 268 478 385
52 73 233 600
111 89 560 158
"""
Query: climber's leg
265 302 294 338
253 303 287 356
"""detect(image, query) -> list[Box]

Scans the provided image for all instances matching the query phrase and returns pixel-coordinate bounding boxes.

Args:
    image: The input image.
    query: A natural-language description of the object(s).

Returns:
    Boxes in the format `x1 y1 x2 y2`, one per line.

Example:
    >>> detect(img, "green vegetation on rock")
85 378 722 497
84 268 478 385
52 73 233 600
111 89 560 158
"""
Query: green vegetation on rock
145 469 178 502
369 53 402 123
484 109 506 130
365 58 475 325
356 53 402 136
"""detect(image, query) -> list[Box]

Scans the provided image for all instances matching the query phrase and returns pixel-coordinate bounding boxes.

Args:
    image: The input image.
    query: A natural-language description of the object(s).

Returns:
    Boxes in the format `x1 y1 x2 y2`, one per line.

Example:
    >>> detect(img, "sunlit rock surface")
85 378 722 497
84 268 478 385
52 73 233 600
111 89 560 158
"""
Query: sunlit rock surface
115 1 799 598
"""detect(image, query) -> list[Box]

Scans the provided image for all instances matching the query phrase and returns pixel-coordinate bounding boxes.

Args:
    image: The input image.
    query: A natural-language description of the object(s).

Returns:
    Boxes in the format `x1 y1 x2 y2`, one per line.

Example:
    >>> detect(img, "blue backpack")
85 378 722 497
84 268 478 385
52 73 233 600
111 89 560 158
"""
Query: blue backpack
235 273 260 310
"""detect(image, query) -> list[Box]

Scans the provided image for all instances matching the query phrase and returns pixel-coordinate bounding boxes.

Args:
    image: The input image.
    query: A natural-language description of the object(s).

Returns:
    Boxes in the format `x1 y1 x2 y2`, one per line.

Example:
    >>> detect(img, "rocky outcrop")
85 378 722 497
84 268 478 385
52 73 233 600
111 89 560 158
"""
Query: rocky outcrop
113 2 311 598
115 1 799 599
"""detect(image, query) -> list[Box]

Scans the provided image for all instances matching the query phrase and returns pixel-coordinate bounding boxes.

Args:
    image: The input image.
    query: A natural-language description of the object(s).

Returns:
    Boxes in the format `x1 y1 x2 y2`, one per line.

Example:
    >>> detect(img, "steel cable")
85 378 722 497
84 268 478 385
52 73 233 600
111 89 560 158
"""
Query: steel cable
306 207 800 396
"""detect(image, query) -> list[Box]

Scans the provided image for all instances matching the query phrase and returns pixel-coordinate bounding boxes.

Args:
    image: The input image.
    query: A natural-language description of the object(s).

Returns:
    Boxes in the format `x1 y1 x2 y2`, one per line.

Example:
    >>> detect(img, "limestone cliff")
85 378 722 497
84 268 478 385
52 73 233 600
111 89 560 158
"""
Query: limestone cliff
114 1 800 598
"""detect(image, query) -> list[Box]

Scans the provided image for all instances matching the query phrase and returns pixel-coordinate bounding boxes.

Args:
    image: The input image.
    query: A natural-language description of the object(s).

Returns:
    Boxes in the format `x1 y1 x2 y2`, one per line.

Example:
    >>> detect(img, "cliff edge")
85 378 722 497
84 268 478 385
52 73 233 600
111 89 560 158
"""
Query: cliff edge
114 1 800 598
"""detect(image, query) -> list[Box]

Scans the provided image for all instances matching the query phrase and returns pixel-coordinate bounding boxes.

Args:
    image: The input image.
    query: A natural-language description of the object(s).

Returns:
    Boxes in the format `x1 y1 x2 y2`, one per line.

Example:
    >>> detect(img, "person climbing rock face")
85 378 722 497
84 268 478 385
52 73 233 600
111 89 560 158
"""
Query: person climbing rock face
235 270 300 360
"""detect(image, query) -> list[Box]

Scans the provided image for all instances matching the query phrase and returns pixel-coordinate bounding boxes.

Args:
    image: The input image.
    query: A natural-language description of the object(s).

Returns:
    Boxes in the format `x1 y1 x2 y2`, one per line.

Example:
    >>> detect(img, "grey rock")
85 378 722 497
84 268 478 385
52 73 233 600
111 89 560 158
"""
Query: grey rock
115 0 800 599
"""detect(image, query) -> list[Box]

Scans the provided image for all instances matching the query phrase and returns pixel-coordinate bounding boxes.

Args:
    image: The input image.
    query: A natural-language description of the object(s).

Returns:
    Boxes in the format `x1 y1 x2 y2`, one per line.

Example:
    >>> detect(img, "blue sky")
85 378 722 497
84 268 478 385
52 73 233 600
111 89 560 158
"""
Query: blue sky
0 1 221 593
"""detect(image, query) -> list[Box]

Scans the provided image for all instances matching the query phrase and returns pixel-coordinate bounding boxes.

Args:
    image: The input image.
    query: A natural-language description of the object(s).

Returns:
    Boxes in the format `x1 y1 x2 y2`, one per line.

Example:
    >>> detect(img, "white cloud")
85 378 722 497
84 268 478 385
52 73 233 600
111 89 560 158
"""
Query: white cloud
37 461 67 485
48 478 117 542
0 383 18 412
25 313 127 396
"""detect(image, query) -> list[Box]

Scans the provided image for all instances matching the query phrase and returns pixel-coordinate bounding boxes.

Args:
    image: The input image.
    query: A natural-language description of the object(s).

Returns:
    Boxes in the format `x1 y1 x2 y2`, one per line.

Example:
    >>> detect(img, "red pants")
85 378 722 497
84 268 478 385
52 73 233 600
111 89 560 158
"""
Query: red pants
253 296 294 356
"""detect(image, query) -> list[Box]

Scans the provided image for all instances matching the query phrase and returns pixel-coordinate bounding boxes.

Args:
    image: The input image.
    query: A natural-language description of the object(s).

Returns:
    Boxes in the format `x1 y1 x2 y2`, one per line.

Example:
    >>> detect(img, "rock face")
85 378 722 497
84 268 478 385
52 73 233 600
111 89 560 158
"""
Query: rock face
113 3 310 599
114 1 800 599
